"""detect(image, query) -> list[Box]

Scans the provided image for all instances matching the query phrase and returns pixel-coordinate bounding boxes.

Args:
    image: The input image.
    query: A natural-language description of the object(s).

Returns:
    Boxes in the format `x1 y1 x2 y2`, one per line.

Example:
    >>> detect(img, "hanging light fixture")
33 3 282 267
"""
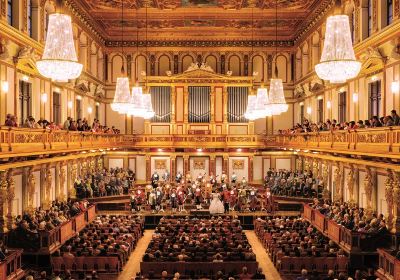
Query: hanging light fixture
267 0 288 115
254 87 272 118
315 15 361 83
36 4 82 81
142 3 154 119
111 0 132 114
244 4 271 120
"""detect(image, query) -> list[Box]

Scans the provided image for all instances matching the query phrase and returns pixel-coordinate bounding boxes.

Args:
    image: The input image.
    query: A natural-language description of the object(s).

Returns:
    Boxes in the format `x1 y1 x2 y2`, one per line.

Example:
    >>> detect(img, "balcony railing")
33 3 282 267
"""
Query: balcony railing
265 127 400 156
1 126 400 157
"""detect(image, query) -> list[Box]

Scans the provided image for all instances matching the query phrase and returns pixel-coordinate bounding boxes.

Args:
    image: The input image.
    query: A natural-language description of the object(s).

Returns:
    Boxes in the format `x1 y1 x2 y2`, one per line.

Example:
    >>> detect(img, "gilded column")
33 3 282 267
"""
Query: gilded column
333 163 343 203
183 155 189 177
223 87 228 124
55 163 61 201
395 0 400 19
26 167 35 214
312 158 318 176
0 0 7 22
6 170 15 230
171 155 176 179
97 156 103 172
346 165 355 205
0 170 8 233
304 157 310 173
385 170 394 231
43 166 52 209
183 86 189 131
322 161 330 200
372 0 378 33
354 0 361 44
223 155 229 174
59 163 66 202
364 167 374 219
392 171 400 233
296 156 303 171
171 86 176 124
210 87 215 124
209 155 216 176
146 155 151 182
248 156 253 182
69 161 77 198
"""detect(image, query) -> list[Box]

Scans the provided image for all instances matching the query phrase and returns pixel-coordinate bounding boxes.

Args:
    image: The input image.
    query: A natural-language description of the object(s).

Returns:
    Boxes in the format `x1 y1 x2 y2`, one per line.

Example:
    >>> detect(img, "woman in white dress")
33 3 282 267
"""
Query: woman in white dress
209 193 224 215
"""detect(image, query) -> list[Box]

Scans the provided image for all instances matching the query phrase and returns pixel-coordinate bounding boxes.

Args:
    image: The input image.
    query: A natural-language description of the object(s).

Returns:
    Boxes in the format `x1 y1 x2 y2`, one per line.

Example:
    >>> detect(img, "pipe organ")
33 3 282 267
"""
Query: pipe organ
144 66 254 135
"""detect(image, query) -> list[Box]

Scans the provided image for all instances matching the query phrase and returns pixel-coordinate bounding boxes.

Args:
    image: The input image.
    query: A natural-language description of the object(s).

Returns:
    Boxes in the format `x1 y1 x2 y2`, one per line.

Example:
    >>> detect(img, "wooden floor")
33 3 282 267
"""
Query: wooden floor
245 230 282 280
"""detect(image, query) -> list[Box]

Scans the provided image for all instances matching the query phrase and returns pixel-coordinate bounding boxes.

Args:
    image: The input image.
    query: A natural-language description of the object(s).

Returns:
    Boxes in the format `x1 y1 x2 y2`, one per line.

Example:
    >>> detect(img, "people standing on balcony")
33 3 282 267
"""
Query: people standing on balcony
4 114 18 127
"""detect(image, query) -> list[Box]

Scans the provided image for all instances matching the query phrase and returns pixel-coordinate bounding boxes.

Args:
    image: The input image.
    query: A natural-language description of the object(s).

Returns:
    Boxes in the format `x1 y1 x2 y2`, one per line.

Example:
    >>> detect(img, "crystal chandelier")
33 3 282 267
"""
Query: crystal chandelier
254 87 272 118
37 13 82 81
142 94 155 119
268 78 288 115
111 0 132 114
111 77 132 114
267 0 288 115
244 95 257 120
315 15 361 83
128 86 146 117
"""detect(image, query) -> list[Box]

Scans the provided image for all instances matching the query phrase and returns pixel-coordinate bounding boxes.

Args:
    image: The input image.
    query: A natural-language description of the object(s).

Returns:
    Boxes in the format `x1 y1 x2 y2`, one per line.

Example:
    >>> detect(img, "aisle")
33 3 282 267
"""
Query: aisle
117 230 154 280
245 230 282 280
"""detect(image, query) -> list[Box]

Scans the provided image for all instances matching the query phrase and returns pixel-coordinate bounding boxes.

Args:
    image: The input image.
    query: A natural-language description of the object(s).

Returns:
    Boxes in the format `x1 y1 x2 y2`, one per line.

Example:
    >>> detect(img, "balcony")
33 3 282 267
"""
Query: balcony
0 127 263 157
1 126 399 158
264 127 400 158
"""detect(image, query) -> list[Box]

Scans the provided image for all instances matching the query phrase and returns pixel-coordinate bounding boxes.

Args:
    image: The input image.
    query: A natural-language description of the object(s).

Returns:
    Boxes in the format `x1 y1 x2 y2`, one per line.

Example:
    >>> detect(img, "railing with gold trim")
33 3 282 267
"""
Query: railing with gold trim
0 249 24 280
265 127 399 156
0 127 264 156
376 248 400 280
2 126 400 157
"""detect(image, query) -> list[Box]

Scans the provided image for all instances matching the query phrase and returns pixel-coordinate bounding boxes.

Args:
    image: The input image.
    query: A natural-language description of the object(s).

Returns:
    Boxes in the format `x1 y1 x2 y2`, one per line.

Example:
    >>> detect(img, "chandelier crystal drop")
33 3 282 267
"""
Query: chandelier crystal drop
36 14 83 81
315 15 361 84
111 77 133 114
244 95 257 120
128 86 146 117
142 94 155 119
268 78 288 115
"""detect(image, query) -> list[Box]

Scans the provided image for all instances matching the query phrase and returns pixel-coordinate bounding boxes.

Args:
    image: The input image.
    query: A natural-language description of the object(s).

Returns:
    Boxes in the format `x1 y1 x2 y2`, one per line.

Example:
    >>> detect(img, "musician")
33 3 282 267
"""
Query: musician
145 184 152 202
204 183 213 204
222 186 230 213
175 171 183 183
197 172 204 183
155 186 164 212
135 189 145 211
130 192 137 213
229 187 237 211
194 185 203 209
177 187 186 212
237 187 247 212
241 176 247 188
162 170 170 182
231 171 238 184
249 187 258 212
151 171 159 188
185 172 192 184
221 171 227 184
148 190 157 213
209 172 217 187
170 189 178 212
265 187 274 213
164 183 171 199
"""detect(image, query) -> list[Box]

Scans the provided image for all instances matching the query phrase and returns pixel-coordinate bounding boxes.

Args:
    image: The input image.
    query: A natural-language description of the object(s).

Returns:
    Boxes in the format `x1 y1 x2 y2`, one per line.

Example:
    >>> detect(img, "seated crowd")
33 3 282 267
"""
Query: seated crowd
278 109 400 134
75 167 135 198
8 199 90 250
139 216 263 279
311 199 388 236
3 113 120 134
264 168 322 198
55 215 144 266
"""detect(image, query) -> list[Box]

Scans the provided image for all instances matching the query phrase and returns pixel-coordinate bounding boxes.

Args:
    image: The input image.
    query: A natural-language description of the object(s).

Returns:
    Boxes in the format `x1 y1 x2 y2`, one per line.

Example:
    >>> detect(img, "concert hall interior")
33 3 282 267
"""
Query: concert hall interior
1 0 400 279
